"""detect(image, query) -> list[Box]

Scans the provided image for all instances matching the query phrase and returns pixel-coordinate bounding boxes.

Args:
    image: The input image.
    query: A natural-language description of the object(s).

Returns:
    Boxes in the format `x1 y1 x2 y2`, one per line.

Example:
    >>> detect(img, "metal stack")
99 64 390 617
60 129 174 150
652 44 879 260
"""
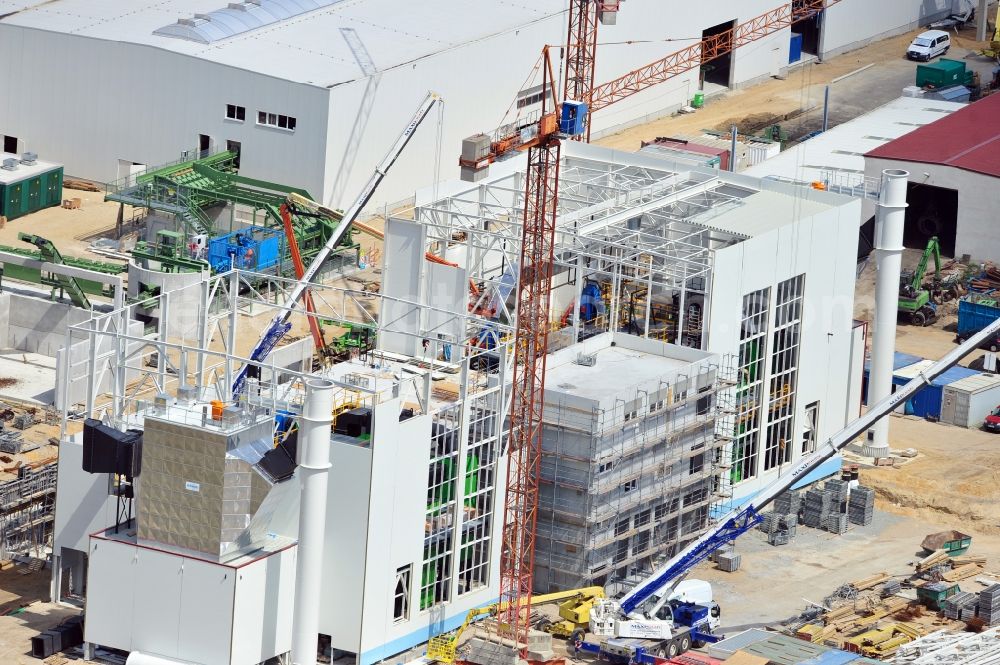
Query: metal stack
773 490 802 517
0 430 24 454
12 412 33 430
757 512 782 534
717 550 741 572
882 579 902 597
768 530 790 546
802 489 832 528
980 585 1000 626
848 485 876 526
823 513 849 534
943 591 978 620
825 478 850 504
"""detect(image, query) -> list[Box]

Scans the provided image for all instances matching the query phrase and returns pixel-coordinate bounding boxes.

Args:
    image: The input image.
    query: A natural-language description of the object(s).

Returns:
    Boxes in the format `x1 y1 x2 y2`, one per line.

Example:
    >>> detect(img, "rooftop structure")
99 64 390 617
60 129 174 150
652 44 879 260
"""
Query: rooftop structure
865 94 1000 260
744 96 964 201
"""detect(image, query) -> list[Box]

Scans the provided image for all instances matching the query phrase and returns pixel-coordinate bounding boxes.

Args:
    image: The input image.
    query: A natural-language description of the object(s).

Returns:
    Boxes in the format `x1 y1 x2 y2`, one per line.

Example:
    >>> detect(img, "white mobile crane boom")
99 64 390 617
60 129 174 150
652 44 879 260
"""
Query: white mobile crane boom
586 314 1000 653
231 91 442 397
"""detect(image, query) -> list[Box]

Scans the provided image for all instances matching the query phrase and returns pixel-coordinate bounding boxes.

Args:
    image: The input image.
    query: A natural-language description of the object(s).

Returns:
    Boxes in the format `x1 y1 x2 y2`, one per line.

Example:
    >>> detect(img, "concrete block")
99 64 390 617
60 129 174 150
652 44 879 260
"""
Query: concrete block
465 637 521 665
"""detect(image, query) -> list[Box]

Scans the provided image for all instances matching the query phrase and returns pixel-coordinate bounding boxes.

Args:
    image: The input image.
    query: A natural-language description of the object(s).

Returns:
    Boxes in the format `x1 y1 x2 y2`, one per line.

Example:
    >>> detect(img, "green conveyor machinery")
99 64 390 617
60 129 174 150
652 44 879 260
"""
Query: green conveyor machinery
106 151 358 272
4 233 126 308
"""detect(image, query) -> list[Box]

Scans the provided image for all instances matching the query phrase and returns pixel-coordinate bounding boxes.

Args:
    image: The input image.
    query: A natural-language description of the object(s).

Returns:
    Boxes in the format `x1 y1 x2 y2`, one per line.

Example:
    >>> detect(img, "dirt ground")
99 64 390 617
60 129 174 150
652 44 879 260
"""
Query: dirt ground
0 186 130 264
0 562 80 664
596 22 1000 152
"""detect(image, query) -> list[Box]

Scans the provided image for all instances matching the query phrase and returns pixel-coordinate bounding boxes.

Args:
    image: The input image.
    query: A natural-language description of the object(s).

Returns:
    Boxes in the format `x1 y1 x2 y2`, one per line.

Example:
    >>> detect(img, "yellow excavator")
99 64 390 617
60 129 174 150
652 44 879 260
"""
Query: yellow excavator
982 4 1000 63
427 587 606 663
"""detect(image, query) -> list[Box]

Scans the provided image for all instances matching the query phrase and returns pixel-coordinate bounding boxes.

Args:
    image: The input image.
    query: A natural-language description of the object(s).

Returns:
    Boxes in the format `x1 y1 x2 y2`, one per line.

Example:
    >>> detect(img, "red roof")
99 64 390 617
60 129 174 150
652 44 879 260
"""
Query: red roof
866 94 1000 178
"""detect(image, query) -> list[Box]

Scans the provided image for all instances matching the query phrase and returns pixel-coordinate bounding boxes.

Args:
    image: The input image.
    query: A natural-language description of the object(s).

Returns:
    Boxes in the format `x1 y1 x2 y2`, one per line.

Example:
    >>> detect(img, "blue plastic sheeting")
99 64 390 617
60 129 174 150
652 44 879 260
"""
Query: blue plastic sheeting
799 649 863 665
207 227 282 273
863 351 923 372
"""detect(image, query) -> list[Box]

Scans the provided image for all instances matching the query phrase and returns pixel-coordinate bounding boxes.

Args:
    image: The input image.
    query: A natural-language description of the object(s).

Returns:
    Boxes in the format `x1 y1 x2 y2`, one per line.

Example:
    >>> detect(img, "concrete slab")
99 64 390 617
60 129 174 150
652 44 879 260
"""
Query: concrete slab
0 349 57 405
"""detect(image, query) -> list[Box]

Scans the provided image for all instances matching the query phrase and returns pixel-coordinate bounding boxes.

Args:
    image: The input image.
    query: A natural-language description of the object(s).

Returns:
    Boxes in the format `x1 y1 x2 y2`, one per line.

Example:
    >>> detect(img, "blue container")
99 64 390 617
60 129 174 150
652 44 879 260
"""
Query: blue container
887 363 980 419
207 227 282 273
789 32 804 63
560 101 589 136
799 649 862 665
957 297 1000 337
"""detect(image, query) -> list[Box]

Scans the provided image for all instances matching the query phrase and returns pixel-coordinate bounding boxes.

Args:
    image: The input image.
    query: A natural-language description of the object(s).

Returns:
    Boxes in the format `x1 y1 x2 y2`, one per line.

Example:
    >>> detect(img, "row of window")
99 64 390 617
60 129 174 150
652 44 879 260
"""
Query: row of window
225 104 297 131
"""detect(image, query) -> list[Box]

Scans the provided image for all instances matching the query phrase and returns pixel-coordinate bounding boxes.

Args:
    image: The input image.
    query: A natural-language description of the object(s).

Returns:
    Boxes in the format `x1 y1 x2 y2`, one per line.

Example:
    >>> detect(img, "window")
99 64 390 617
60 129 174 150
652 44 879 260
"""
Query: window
632 530 650 556
649 399 664 414
257 110 297 131
598 460 614 474
226 104 246 122
422 408 459 609
458 392 502 596
732 288 770 484
635 509 651 527
654 503 667 521
802 401 819 454
615 518 630 536
764 275 804 471
621 478 638 494
689 452 705 475
516 84 545 109
393 565 411 622
2 135 18 154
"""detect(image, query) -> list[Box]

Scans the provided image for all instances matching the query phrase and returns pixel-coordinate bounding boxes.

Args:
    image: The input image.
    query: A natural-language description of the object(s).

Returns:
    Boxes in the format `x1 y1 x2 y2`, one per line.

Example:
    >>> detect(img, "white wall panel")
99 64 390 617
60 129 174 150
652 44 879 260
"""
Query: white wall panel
379 218 425 357
822 0 950 56
131 548 183 657
178 558 235 665
231 549 295 665
85 538 137 651
53 436 117 554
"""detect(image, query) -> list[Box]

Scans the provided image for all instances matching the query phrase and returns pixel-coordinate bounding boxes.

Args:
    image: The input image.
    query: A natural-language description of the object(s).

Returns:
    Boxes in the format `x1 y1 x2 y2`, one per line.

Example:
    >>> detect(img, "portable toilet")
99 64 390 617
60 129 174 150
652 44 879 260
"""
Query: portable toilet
0 152 64 221
940 373 1000 428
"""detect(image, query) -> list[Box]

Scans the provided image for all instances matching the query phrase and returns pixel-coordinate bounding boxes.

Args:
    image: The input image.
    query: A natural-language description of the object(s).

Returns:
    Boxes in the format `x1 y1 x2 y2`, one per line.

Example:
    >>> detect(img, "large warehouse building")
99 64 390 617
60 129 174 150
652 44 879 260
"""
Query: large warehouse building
865 93 1000 260
0 0 956 208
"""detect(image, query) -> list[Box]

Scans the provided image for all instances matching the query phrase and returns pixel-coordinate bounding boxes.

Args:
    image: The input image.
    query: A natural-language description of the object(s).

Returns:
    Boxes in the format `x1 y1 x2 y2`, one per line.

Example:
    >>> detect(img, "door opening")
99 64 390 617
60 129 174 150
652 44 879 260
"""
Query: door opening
701 20 735 91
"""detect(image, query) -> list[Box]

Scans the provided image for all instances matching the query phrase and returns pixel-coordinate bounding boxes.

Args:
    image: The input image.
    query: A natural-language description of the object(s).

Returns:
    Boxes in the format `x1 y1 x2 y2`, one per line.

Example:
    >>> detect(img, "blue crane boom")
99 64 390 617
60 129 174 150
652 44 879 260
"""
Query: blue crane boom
618 313 1000 616
231 91 442 398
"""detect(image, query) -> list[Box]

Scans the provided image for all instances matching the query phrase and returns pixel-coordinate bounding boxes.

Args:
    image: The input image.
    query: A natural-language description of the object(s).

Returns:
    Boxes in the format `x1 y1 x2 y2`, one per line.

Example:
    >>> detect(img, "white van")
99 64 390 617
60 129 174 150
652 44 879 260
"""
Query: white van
907 30 951 61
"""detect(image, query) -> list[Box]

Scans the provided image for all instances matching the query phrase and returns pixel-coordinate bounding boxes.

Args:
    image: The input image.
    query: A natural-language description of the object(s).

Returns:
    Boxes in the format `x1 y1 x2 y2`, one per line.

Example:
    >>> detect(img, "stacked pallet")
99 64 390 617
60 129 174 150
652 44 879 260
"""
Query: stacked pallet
849 486 876 526
774 490 801 516
717 550 741 572
757 512 781 534
824 513 849 534
803 489 832 527
825 478 850 503
980 585 1000 626
943 592 977 620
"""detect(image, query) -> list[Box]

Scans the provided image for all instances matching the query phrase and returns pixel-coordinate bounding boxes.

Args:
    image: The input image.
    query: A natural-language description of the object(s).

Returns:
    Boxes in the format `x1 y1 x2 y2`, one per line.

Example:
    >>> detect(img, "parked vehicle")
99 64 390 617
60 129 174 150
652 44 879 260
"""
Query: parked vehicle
907 30 951 61
985 406 1000 432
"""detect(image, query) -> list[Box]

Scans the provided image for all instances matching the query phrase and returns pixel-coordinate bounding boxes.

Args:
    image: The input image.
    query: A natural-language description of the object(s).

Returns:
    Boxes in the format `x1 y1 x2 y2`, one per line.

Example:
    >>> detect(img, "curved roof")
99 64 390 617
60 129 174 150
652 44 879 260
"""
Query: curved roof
154 0 341 44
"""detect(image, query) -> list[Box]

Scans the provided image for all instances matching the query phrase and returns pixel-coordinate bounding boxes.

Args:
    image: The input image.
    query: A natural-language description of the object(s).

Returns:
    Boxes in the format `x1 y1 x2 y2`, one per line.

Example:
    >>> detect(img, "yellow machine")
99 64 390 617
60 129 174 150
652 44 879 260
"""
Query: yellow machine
426 587 606 664
982 5 1000 62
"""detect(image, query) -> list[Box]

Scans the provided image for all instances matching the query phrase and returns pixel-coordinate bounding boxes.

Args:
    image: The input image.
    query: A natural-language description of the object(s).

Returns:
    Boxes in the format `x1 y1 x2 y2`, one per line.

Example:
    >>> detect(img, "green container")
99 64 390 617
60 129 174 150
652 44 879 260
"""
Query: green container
915 58 966 89
692 91 705 108
0 164 63 221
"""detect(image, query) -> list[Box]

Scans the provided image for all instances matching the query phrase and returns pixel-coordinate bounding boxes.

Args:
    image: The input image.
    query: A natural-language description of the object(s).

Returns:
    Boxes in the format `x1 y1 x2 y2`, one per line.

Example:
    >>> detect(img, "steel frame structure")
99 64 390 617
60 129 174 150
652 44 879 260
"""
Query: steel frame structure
564 0 600 141
589 0 843 112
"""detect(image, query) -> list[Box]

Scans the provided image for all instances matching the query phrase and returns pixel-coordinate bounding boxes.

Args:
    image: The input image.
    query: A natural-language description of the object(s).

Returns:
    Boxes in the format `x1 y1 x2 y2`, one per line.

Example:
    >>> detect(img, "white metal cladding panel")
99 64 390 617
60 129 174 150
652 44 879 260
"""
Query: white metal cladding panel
131 548 184 657
178 557 236 665
379 218 425 357
359 400 432 655
320 440 372 651
53 436 117 554
231 548 296 665
424 262 467 349
85 538 137 651
821 0 951 56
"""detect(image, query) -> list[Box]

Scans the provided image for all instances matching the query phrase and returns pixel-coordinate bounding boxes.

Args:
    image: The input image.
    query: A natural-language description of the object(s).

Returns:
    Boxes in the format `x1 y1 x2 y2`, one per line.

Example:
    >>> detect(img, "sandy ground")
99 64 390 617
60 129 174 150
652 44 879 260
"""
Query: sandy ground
0 186 130 264
0 562 80 664
596 23 1000 152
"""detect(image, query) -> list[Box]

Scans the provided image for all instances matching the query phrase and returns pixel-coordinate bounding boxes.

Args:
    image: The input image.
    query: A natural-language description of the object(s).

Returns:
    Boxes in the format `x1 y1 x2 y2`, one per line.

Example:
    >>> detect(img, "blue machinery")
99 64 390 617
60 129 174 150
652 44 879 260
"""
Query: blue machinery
231 92 442 398
578 314 1000 663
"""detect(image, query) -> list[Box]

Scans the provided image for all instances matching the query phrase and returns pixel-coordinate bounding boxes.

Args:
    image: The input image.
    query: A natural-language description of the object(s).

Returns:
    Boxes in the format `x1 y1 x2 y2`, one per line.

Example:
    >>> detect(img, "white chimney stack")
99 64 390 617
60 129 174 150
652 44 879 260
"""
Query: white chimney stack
291 378 335 665
863 169 909 457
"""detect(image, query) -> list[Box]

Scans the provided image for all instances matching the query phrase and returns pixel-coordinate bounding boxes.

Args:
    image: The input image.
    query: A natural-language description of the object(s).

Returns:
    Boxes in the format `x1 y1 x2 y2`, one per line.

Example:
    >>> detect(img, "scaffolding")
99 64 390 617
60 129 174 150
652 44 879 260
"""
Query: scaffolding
0 464 57 560
534 353 731 592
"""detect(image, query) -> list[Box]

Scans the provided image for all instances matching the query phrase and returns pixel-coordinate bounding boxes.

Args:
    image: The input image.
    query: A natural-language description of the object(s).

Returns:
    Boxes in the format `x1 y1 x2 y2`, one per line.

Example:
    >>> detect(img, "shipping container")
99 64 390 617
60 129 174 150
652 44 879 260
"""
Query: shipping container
957 296 1000 348
890 361 980 420
861 351 923 404
940 372 1000 428
0 152 64 221
915 58 972 88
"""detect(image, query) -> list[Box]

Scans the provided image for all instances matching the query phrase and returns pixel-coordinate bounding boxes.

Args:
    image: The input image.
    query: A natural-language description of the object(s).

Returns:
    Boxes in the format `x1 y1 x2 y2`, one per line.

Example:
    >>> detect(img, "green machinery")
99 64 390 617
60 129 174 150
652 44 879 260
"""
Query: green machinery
898 236 942 327
0 233 125 308
107 150 359 275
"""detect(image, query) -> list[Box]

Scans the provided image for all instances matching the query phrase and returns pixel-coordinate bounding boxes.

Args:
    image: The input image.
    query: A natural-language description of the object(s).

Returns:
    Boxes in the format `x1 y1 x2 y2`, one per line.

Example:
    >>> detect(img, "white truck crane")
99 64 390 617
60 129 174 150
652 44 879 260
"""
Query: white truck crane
231 91 442 397
574 314 1000 662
